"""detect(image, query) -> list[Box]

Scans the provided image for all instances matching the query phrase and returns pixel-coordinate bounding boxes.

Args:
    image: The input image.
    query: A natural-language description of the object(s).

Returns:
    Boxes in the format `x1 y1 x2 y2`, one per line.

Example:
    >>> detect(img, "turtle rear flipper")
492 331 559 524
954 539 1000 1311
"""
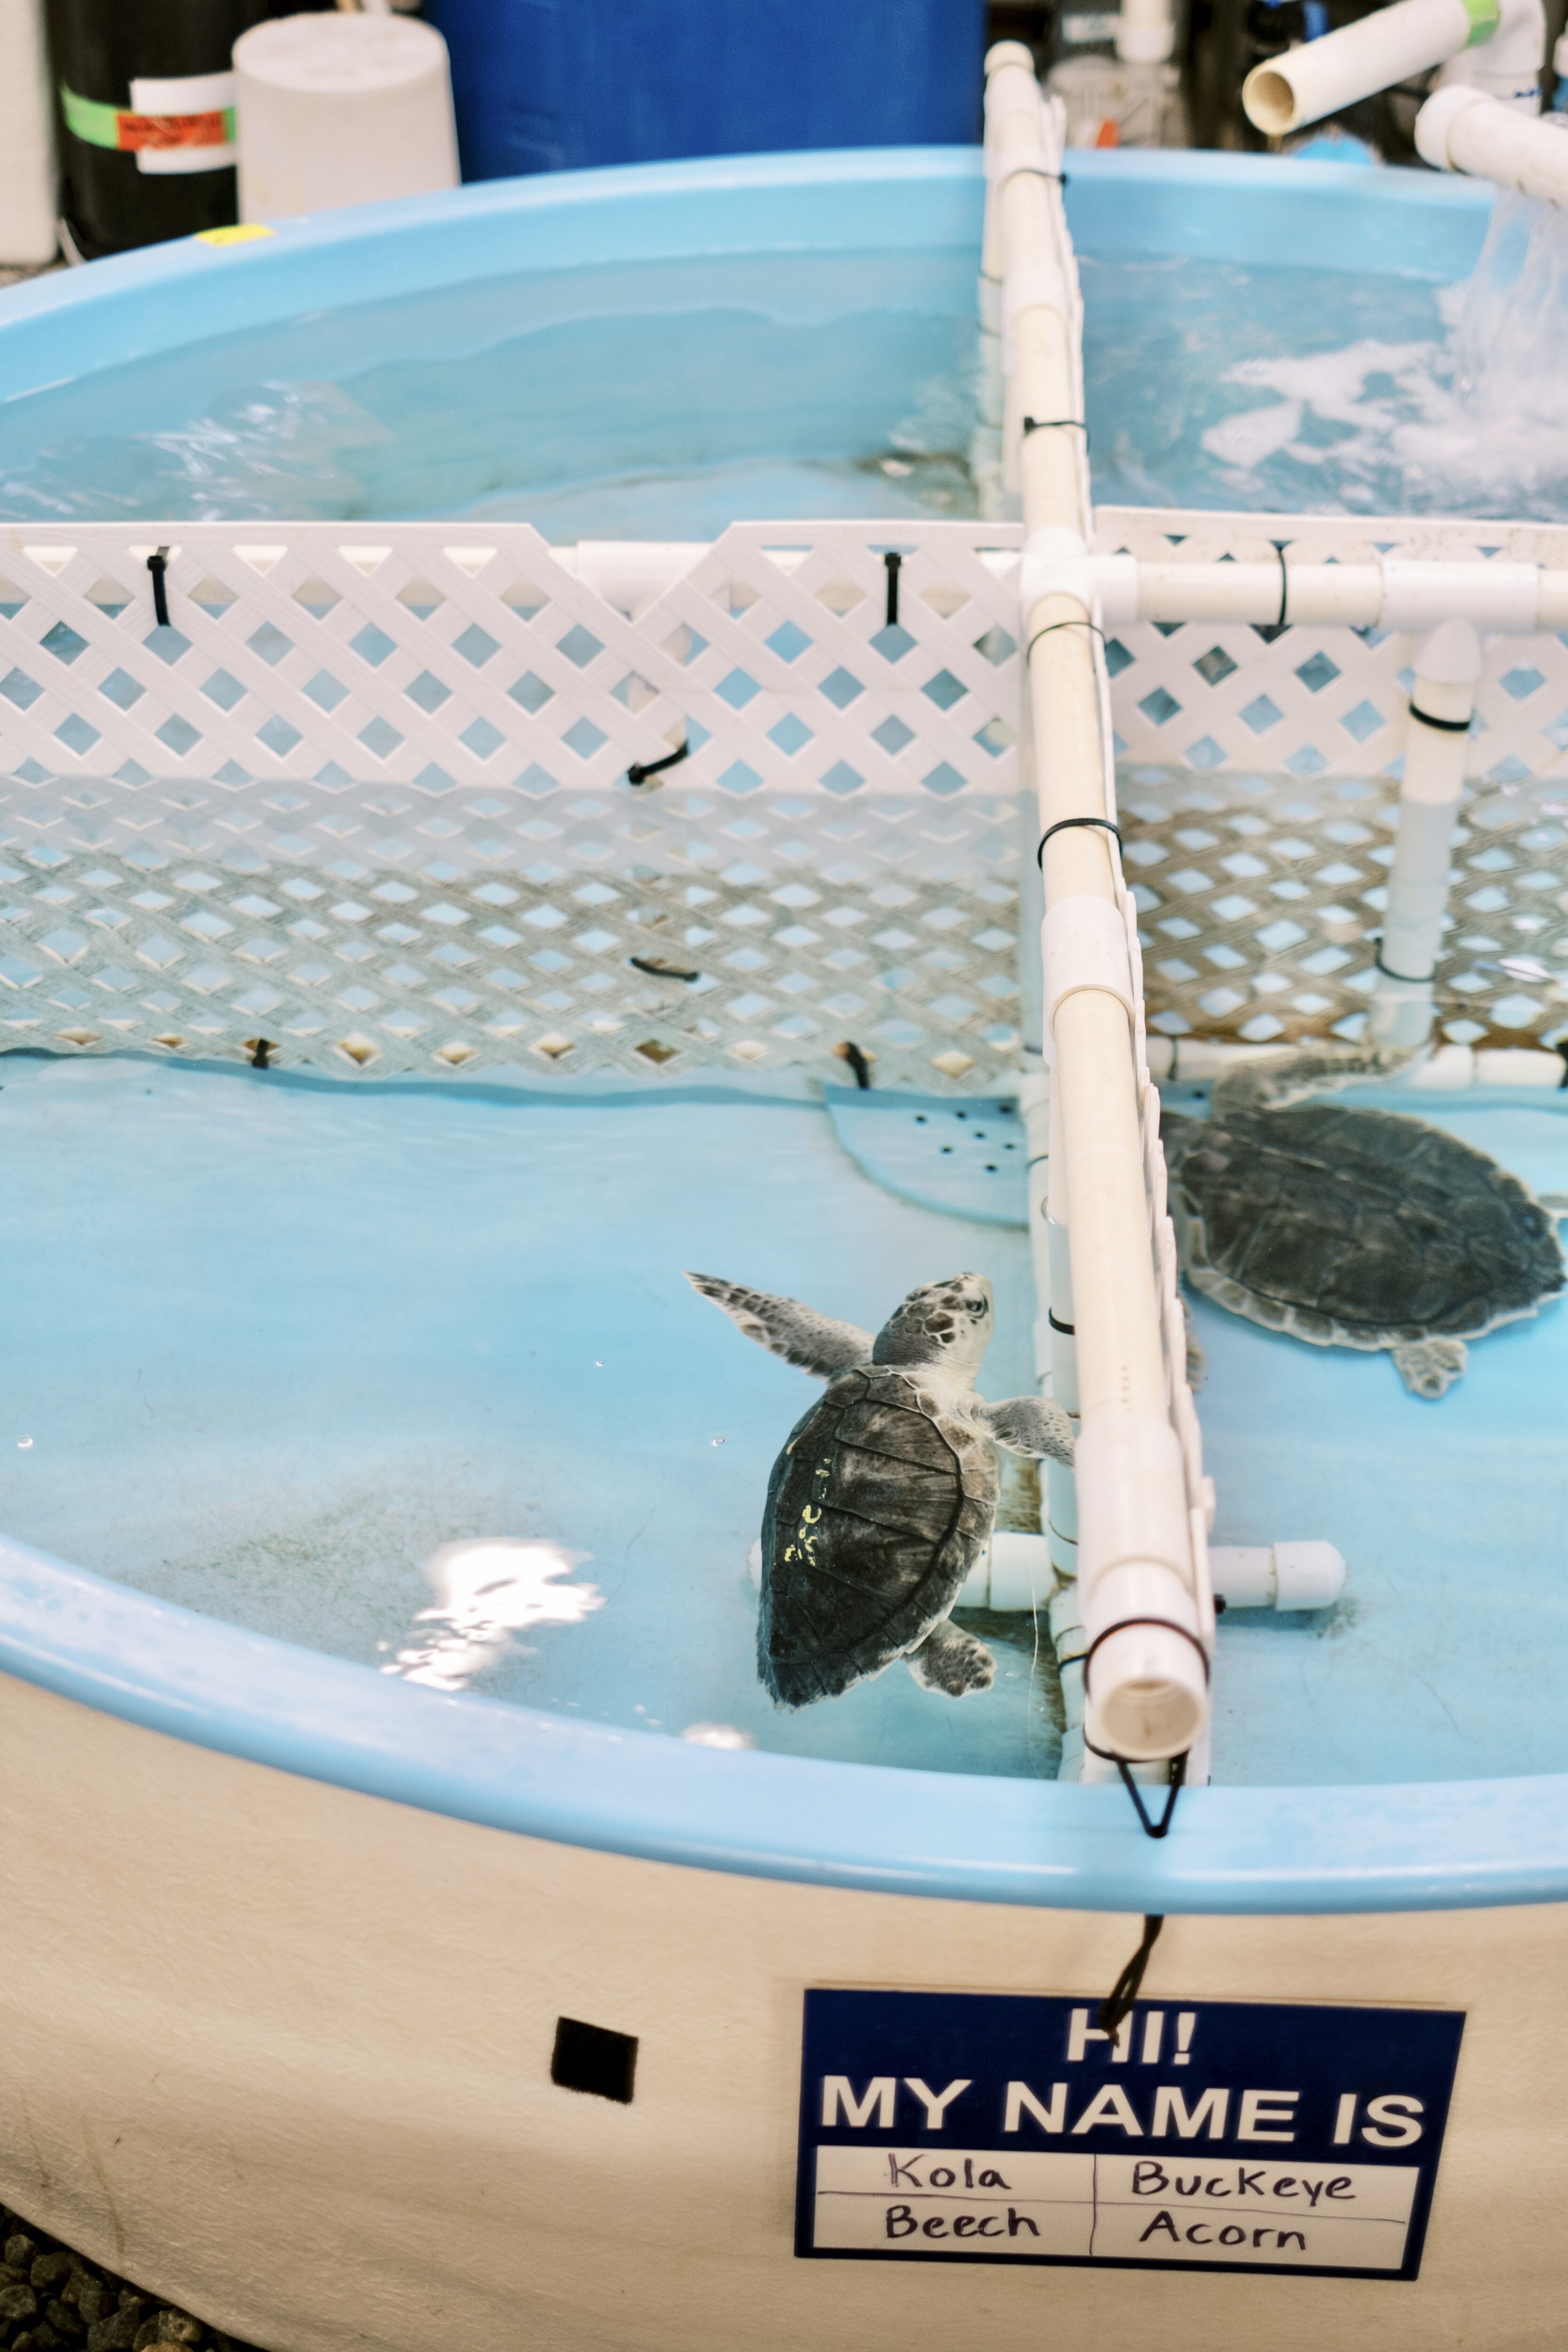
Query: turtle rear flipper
908 1620 995 1697
1392 1336 1467 1397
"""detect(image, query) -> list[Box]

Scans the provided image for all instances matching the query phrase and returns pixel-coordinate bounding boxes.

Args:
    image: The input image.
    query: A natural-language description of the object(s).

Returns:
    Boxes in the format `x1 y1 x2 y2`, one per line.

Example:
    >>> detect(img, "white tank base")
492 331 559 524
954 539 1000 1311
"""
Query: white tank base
1 1669 1567 2352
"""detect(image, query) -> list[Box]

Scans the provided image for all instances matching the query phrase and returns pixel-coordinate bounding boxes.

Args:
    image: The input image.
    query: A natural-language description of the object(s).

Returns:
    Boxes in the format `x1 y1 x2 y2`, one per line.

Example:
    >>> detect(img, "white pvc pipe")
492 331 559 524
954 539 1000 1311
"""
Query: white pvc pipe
1117 0 1176 66
989 46 1207 1769
1243 0 1491 135
1370 619 1481 1052
546 542 1568 634
1417 83 1568 197
981 1533 1347 1613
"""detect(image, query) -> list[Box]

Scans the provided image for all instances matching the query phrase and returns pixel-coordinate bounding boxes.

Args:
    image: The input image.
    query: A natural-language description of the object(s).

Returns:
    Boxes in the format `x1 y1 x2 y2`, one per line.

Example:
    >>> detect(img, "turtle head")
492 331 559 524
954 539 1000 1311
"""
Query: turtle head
872 1274 993 1376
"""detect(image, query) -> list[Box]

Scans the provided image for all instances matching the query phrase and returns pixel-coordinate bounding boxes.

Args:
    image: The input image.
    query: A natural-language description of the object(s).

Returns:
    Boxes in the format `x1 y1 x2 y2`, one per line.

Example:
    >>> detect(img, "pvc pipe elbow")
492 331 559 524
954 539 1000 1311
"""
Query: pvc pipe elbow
1415 79 1494 163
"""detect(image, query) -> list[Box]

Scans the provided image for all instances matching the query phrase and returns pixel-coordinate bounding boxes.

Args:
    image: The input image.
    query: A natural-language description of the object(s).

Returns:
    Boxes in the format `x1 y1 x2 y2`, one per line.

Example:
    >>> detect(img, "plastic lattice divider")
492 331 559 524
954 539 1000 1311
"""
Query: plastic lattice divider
11 505 1568 1077
0 520 1028 1084
1096 507 1568 1052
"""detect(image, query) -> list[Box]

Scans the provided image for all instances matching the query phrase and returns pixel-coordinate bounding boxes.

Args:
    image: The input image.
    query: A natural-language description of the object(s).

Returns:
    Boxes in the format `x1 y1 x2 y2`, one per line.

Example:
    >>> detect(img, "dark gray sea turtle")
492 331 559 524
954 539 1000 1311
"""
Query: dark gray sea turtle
1162 1047 1566 1398
686 1271 1073 1707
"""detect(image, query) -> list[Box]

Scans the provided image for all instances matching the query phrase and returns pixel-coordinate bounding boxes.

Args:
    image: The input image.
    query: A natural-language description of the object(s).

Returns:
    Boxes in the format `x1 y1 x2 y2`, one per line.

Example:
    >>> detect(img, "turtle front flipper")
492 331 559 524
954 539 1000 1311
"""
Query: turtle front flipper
685 1273 875 1378
977 1394 1075 1463
908 1620 995 1698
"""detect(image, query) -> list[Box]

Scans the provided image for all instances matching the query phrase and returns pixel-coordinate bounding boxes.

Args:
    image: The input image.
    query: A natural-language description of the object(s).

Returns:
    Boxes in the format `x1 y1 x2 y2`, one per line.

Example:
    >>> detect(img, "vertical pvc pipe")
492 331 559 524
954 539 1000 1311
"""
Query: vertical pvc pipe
988 44 1207 1770
1369 619 1481 1051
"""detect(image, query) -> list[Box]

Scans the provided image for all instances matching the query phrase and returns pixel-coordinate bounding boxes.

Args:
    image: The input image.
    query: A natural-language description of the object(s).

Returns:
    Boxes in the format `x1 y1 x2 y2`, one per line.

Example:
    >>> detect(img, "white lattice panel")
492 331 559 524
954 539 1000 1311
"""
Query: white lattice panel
0 520 1028 1085
1096 508 1568 1052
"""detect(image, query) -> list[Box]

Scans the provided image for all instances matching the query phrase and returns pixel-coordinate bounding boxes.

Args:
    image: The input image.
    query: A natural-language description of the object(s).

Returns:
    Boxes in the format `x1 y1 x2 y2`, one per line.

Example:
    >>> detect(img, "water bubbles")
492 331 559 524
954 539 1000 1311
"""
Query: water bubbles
681 1722 755 1750
16 1438 32 1450
711 1434 726 1446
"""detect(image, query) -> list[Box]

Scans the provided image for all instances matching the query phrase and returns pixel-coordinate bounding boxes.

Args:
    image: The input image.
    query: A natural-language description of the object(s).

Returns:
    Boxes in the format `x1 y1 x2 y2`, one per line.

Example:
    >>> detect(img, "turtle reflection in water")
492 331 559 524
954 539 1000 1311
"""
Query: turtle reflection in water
1162 1048 1566 1398
687 1271 1073 1707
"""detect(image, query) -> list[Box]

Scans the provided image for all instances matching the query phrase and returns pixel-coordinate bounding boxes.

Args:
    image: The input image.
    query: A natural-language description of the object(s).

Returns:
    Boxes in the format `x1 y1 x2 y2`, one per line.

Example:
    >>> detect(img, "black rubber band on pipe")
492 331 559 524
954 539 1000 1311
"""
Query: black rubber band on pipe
1082 1617 1211 1694
1036 813 1122 868
1408 701 1471 735
1047 1307 1075 1335
1373 940 1436 985
1026 617 1106 663
627 741 690 786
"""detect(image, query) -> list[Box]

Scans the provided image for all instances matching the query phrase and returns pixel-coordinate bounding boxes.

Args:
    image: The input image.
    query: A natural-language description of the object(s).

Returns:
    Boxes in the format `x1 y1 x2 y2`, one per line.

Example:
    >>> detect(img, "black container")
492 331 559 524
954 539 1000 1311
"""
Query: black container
45 0 277 258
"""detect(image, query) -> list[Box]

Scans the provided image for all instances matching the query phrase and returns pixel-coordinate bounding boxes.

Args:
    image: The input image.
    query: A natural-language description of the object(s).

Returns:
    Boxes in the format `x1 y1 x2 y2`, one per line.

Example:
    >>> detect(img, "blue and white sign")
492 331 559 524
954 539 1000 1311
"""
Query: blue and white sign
796 1988 1465 2278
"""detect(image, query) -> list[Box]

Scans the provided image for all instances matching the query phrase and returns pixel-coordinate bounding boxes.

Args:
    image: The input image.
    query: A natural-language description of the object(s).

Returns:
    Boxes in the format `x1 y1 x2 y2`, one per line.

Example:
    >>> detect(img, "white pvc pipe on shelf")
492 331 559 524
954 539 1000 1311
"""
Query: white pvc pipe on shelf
1370 620 1482 1052
1417 82 1568 198
1243 0 1500 135
987 44 1211 1771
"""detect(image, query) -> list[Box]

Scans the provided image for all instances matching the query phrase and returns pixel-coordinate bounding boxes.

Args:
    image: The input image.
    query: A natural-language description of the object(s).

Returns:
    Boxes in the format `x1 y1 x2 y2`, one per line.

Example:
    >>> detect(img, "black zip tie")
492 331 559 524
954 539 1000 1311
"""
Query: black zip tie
247 1037 274 1070
1022 416 1088 444
883 551 902 628
147 546 171 628
1097 1913 1165 2039
1000 164 1069 185
627 740 689 786
1252 540 1290 643
1555 1041 1568 1090
1026 617 1105 662
1409 701 1471 735
1047 1308 1075 1335
629 954 700 983
836 1040 873 1090
1037 813 1122 868
1114 1749 1188 1840
1373 939 1435 985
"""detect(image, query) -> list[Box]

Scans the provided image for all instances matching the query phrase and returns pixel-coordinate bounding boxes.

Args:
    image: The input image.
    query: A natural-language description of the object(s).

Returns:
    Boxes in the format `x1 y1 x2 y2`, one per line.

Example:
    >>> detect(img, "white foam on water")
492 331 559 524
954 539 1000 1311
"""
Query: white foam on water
1200 188 1568 520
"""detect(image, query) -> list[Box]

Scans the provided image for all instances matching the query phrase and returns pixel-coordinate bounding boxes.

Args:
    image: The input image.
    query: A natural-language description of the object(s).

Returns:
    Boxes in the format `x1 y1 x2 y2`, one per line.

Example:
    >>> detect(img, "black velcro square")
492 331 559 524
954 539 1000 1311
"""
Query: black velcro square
551 2016 637 2104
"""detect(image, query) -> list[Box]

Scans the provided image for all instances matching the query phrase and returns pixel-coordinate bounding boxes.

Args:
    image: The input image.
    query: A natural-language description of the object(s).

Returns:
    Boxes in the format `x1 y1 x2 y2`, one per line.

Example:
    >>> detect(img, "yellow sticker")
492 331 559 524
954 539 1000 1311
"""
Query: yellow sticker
194 223 275 248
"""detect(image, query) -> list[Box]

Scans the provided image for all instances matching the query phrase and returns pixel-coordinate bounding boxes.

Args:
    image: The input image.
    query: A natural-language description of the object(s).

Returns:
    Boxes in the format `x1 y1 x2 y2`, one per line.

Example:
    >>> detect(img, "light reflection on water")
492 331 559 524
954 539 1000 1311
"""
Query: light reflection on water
383 1537 604 1692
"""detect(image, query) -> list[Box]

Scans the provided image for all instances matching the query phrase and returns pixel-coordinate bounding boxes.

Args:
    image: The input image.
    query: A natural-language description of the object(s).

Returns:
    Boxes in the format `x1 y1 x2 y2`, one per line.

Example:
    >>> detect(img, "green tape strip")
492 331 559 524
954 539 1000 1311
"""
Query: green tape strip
59 84 237 150
1462 0 1502 45
59 85 122 150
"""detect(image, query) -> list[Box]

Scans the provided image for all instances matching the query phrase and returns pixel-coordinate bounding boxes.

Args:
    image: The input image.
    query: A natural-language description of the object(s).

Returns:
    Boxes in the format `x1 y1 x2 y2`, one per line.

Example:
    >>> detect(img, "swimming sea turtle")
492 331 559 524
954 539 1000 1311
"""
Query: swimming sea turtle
686 1271 1073 1708
1162 1047 1566 1398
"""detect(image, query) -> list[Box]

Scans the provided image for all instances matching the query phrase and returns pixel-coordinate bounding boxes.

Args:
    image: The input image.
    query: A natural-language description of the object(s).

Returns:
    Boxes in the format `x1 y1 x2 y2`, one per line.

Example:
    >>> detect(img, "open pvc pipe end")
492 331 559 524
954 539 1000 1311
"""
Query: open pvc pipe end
1242 63 1301 135
1087 1624 1208 1763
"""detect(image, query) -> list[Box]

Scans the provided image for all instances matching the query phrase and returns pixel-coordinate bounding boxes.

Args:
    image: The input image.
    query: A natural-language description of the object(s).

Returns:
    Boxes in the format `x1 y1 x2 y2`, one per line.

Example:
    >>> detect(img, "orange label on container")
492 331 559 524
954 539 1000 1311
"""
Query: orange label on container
117 109 234 152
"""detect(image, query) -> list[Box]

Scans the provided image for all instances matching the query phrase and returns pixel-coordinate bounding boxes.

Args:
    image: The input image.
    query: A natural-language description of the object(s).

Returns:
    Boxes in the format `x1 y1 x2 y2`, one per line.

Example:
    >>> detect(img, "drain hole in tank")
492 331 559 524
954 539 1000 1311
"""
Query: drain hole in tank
551 2016 638 2104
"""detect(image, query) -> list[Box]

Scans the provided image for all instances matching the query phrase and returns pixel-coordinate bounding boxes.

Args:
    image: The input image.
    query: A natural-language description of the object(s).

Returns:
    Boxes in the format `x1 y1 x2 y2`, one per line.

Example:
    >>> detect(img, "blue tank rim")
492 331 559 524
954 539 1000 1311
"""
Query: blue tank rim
2 1526 1565 1915
0 144 1495 411
0 143 1527 1913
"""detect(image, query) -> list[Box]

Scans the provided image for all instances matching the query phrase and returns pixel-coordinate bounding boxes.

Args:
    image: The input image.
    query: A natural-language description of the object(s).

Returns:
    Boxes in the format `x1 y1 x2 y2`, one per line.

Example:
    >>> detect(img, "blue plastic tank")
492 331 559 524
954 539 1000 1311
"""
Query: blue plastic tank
423 0 987 179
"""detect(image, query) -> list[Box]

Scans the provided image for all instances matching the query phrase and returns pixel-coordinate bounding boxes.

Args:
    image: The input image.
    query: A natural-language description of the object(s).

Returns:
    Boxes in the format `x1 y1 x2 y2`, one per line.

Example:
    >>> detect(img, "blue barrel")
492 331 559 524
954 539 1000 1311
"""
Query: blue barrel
423 0 987 180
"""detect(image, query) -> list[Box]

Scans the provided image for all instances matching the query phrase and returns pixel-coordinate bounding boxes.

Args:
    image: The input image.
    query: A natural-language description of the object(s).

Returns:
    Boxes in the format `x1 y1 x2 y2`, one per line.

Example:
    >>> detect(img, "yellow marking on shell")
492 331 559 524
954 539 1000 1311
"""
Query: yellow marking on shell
800 1504 822 1525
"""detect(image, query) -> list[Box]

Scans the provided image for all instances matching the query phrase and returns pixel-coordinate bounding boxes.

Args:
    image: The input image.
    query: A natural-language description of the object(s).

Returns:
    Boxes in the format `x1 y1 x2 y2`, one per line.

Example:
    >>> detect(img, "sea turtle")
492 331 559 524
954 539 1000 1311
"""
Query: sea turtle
1162 1046 1566 1398
686 1271 1073 1708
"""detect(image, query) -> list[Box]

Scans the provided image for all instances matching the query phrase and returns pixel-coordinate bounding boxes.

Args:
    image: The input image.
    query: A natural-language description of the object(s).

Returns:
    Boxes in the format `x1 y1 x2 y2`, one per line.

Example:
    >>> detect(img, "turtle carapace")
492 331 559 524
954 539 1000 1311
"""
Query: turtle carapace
686 1271 1073 1708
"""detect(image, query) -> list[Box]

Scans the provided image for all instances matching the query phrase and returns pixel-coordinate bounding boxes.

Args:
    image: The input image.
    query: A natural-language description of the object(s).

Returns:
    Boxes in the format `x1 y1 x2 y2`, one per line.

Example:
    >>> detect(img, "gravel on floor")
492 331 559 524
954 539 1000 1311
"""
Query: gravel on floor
0 2202 260 2352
